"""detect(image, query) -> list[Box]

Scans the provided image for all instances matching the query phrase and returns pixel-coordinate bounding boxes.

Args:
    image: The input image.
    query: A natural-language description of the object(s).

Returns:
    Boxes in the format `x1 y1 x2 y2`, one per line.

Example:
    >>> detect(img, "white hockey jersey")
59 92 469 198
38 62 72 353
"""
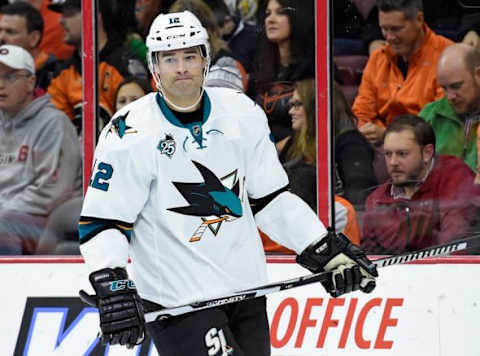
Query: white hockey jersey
79 88 327 307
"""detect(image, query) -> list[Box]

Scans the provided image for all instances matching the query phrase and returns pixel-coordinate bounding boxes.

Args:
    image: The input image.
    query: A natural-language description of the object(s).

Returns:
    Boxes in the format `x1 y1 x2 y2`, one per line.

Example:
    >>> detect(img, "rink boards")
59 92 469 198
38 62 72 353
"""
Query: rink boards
2 256 480 356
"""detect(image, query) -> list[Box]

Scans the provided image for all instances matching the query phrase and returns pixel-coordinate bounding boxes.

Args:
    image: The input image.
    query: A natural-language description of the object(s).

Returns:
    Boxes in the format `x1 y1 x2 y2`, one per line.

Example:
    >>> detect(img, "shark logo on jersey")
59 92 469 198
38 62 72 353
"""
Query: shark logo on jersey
158 134 176 158
109 111 138 138
168 161 242 242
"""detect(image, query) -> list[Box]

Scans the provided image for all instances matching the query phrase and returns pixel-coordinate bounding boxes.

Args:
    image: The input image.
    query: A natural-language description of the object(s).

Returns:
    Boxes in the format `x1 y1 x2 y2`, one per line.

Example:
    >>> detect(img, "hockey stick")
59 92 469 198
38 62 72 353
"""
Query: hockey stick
142 235 480 322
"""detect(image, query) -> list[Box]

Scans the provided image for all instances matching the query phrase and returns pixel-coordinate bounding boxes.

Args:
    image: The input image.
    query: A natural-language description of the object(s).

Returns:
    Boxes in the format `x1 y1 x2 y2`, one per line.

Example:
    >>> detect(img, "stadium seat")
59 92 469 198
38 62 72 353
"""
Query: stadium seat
334 55 368 105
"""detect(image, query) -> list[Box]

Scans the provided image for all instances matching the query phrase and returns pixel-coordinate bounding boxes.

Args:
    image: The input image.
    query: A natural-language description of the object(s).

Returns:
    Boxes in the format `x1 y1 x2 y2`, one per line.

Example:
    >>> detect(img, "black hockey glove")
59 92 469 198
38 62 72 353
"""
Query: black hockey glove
296 229 378 297
79 267 145 348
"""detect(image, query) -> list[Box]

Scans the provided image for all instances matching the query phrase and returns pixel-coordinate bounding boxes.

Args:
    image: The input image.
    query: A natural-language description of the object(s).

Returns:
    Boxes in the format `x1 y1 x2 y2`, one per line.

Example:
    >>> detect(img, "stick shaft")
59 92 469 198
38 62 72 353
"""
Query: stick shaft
144 235 480 322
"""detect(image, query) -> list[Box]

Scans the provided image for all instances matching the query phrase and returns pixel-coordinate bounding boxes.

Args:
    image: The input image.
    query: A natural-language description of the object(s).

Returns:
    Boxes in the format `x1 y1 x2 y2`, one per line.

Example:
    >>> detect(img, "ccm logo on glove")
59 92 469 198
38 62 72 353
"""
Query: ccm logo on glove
110 280 136 292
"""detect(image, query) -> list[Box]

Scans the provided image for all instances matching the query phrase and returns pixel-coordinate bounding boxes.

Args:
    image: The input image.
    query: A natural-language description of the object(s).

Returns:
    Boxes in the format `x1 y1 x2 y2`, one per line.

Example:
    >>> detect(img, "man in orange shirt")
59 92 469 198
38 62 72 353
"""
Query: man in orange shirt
40 0 74 60
353 0 452 144
47 0 147 135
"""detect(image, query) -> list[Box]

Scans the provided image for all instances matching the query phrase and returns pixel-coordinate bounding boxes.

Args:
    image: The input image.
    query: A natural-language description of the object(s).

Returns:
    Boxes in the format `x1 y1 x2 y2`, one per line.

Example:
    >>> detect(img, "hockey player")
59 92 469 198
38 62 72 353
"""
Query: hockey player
78 10 378 355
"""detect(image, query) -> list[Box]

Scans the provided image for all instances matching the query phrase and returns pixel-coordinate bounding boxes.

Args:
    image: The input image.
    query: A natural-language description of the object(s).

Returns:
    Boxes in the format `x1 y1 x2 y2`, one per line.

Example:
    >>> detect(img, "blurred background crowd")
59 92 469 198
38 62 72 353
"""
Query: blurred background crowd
1 0 480 256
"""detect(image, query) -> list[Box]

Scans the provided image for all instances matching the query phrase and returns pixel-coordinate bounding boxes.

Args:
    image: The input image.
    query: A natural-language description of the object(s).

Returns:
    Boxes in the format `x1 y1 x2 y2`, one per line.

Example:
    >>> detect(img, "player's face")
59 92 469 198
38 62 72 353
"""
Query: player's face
0 63 35 116
156 47 206 106
265 0 291 44
383 129 432 187
289 90 306 131
60 9 82 47
438 63 480 115
0 15 35 50
115 82 146 111
379 10 424 59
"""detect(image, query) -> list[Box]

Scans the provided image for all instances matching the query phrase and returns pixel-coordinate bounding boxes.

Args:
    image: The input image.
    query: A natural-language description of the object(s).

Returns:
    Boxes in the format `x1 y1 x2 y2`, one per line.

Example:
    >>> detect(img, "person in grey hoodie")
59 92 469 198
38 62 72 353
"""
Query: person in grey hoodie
0 44 81 254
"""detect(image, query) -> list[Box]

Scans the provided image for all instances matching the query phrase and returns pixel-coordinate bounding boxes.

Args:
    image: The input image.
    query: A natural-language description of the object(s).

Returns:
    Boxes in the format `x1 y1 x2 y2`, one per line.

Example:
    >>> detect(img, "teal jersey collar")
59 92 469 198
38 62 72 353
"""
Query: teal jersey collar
156 92 211 128
156 93 212 148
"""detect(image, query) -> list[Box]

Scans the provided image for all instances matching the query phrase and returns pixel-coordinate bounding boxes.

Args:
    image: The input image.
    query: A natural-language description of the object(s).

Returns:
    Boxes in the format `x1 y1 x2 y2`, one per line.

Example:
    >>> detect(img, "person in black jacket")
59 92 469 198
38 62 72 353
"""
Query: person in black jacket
333 82 378 208
210 0 258 76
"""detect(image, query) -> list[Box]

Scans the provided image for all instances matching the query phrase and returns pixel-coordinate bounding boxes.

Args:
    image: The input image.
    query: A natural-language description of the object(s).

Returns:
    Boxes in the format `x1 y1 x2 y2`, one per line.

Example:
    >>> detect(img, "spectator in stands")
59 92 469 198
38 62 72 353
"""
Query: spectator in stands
226 0 258 24
24 0 74 60
0 45 81 255
47 0 147 135
210 0 258 76
35 195 82 254
362 114 479 254
168 0 248 92
420 43 480 176
420 1 480 45
254 0 314 150
135 0 174 37
115 0 148 65
333 0 382 56
352 0 453 145
279 78 361 244
261 78 361 254
36 75 152 255
0 2 57 92
114 76 151 112
333 81 378 207
335 0 480 56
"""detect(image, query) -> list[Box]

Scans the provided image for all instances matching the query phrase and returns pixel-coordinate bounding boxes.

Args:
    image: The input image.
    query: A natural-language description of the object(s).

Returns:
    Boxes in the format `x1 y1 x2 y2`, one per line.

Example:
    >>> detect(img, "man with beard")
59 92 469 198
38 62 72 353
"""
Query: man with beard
361 114 480 254
420 43 480 179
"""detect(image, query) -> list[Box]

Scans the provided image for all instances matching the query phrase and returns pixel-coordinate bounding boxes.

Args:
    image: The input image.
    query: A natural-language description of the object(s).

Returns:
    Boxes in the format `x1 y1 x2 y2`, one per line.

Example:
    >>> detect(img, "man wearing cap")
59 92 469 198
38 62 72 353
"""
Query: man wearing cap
0 44 82 254
47 0 147 135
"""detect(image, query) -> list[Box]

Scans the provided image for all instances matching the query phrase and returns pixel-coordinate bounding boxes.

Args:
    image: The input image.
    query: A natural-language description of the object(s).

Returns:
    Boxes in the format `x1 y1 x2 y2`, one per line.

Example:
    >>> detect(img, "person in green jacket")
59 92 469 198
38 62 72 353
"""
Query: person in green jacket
419 43 480 173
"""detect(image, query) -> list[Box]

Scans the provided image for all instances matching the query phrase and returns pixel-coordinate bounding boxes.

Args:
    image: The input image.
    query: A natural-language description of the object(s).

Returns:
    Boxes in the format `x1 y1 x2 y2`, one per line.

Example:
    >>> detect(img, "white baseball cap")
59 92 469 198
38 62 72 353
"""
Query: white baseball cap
0 45 35 74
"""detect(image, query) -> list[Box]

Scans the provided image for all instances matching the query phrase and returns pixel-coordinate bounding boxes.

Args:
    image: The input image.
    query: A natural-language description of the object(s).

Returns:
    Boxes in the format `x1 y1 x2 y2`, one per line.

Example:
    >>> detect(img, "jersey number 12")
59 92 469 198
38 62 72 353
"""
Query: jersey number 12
89 160 113 191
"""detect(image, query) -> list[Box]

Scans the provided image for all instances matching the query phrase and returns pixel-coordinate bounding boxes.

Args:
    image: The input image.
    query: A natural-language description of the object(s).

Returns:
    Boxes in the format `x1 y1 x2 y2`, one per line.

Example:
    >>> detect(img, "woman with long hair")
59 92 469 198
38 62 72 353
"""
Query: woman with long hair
264 79 362 250
254 0 315 149
283 78 316 165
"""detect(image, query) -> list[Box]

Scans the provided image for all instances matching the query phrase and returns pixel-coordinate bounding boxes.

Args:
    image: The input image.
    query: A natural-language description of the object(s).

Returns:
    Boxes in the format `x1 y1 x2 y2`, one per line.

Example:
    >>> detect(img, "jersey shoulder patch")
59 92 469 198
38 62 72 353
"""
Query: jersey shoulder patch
102 93 158 146
109 111 137 138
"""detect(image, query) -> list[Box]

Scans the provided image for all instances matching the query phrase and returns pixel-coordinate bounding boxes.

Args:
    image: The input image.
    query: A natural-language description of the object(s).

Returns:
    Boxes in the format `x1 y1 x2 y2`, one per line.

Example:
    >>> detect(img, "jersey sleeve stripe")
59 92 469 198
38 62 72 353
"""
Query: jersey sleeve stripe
78 216 133 244
249 184 290 216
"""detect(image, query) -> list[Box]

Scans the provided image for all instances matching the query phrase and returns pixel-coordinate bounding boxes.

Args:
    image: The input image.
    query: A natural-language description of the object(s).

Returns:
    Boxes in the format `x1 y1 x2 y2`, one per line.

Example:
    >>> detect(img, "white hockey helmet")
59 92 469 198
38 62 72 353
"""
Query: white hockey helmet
146 11 211 91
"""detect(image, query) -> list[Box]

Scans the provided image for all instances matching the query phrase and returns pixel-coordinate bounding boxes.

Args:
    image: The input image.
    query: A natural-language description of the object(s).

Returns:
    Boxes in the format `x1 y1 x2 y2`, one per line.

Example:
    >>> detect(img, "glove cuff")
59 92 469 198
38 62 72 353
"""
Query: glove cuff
89 267 128 283
296 230 349 273
89 267 136 297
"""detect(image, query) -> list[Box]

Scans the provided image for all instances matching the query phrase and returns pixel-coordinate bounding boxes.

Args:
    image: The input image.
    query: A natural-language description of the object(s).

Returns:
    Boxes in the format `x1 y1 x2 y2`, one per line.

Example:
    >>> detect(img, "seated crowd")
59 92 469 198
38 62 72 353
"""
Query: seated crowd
1 0 480 255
